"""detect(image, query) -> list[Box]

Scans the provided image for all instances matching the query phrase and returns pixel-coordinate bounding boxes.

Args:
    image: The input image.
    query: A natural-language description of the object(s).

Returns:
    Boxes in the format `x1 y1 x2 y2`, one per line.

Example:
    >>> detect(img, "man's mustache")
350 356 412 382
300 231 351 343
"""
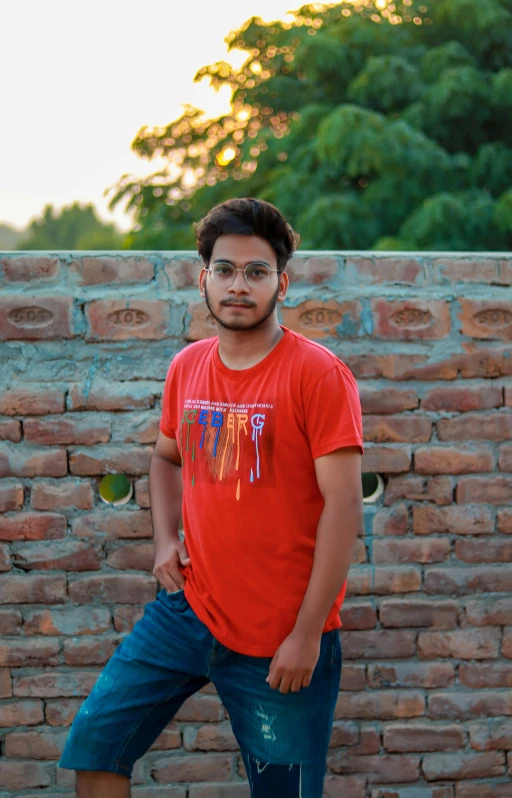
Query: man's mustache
219 299 256 308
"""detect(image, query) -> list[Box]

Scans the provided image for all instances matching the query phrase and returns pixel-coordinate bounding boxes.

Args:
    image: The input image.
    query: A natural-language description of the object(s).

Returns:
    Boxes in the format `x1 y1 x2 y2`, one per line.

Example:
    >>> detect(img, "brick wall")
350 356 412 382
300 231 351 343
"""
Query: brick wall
0 251 511 797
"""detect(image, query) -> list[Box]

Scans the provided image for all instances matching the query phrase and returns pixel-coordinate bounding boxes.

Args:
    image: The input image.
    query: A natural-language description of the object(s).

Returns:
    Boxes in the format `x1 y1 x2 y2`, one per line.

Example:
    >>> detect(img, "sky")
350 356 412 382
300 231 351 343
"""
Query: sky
1 0 298 232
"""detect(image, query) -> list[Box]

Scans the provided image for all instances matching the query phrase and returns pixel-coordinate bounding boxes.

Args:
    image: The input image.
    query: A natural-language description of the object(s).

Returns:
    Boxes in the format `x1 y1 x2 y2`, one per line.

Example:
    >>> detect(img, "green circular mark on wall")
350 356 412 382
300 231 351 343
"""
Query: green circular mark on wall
99 474 133 506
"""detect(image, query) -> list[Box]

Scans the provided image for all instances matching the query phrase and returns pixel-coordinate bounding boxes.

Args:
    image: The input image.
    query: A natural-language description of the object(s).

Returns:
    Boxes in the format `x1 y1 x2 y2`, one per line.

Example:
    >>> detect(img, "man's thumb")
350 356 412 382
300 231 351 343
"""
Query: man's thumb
178 542 191 565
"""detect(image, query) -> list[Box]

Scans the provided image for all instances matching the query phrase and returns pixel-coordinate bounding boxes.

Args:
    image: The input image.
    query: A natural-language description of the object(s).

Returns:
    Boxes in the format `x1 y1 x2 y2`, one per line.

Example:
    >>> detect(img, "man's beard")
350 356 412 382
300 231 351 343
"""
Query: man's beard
205 283 280 332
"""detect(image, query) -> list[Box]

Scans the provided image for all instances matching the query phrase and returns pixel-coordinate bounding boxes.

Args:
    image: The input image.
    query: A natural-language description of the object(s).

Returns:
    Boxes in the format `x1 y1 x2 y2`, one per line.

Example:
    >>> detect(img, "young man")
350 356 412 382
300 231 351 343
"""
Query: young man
59 198 364 798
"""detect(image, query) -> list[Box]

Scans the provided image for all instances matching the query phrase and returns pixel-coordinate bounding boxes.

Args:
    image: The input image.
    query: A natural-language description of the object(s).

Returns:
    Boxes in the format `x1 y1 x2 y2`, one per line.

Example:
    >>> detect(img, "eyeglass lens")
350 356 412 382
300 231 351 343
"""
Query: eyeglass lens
211 262 271 286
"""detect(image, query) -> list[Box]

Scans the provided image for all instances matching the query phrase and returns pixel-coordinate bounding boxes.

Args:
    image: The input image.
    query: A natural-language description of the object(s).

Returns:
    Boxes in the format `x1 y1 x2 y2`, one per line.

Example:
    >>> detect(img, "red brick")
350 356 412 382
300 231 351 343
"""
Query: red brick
500 444 512 471
13 540 101 571
24 606 111 636
24 414 110 445
135 477 150 507
371 788 453 798
340 601 377 630
421 384 503 412
363 415 432 443
0 296 74 340
0 543 10 571
346 723 380 756
286 255 338 284
0 609 22 635
183 721 239 752
0 667 11 697
380 599 458 629
383 722 464 752
425 566 512 595
0 418 21 442
113 605 144 632
428 691 512 720
0 480 24 511
134 788 187 798
346 352 457 381
352 537 367 563
373 504 410 536
69 444 152 476
68 380 161 411
281 299 361 340
0 700 44 726
415 445 496 475
4 729 67 759
328 751 420 783
464 597 512 626
456 784 512 798
0 574 67 604
456 536 512 563
72 509 152 539
340 664 367 691
457 476 512 503
0 442 67 477
346 565 421 596
45 698 83 725
340 629 416 659
328 720 360 747
106 542 155 570
432 256 502 284
0 255 59 282
0 760 53 789
498 509 512 533
460 663 512 689
63 634 123 666
71 255 154 285
162 256 202 288
149 723 182 751
14 671 98 698
174 695 224 723
112 411 160 444
458 344 512 379
186 301 218 341
0 385 64 416
362 446 412 473
385 475 453 506
68 574 156 604
360 387 418 415
503 626 512 659
0 637 59 667
373 538 450 564
469 719 512 751
0 511 67 541
348 256 424 284
459 299 512 340
368 662 454 689
422 751 505 781
152 754 232 783
85 299 170 341
372 299 450 340
413 505 494 535
507 386 512 407
438 413 512 442
418 628 500 660
335 690 425 720
31 479 94 511
188 785 250 798
324 776 366 798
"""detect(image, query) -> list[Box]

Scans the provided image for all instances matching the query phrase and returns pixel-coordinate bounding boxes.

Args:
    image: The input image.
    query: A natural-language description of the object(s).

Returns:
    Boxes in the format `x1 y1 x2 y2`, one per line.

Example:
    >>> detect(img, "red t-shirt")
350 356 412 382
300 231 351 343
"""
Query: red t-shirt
159 326 364 656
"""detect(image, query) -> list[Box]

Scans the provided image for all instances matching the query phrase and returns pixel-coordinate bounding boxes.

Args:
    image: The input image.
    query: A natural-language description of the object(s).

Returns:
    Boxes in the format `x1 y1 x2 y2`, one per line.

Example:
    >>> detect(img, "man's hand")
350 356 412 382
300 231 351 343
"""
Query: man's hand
153 538 191 592
266 630 321 693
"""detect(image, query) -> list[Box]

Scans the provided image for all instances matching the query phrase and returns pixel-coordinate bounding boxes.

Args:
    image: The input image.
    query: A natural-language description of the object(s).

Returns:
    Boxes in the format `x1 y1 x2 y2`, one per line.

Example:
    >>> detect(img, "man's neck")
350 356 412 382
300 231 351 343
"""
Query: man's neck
216 320 284 371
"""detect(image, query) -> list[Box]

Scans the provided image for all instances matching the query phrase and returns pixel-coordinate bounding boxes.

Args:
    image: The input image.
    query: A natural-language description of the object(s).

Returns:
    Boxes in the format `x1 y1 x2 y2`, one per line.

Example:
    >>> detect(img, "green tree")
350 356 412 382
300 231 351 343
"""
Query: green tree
20 202 123 250
110 0 512 251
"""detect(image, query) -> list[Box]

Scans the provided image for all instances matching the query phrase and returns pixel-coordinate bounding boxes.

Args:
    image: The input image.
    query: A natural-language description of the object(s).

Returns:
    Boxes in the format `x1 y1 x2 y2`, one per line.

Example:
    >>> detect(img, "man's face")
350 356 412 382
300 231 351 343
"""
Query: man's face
199 234 289 332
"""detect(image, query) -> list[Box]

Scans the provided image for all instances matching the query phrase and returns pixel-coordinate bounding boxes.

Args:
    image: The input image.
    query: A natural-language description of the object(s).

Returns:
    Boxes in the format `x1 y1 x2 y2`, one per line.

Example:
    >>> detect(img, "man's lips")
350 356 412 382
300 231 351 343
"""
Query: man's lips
221 302 255 309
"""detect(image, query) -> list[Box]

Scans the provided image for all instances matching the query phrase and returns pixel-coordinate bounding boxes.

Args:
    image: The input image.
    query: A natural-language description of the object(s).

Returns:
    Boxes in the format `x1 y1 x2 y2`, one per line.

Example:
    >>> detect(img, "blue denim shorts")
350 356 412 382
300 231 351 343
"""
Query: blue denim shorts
59 587 342 797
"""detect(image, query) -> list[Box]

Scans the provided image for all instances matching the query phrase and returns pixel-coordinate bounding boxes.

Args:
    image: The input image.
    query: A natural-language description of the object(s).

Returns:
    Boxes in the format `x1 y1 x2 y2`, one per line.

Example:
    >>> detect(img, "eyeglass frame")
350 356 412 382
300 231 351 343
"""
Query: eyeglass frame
205 261 281 287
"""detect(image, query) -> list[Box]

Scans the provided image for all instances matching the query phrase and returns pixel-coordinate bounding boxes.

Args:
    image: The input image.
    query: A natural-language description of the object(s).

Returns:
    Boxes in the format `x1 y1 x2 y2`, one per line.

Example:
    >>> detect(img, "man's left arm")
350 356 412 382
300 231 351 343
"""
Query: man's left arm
266 446 363 693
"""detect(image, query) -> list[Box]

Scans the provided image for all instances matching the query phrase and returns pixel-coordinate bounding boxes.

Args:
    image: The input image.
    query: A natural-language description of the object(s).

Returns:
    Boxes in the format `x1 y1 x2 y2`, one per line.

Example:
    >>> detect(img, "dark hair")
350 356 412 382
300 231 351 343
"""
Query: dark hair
194 198 300 272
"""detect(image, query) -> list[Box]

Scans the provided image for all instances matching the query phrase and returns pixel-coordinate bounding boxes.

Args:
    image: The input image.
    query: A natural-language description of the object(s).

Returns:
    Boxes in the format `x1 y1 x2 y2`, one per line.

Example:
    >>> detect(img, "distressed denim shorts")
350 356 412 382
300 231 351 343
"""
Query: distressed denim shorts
59 587 342 797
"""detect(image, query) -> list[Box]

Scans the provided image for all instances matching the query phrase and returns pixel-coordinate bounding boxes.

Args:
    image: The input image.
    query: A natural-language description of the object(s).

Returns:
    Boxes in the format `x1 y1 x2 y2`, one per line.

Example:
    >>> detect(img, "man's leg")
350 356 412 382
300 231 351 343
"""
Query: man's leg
210 629 342 798
59 588 212 789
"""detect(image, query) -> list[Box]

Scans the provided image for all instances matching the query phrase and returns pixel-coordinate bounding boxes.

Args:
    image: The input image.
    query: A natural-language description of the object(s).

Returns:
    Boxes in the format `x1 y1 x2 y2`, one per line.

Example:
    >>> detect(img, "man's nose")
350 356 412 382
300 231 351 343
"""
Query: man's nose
228 270 250 292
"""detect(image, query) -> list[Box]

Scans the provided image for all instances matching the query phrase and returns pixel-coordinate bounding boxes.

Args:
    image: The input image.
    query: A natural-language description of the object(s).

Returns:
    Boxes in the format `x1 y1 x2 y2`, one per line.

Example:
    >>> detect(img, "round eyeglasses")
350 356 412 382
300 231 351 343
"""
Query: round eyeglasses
206 262 279 288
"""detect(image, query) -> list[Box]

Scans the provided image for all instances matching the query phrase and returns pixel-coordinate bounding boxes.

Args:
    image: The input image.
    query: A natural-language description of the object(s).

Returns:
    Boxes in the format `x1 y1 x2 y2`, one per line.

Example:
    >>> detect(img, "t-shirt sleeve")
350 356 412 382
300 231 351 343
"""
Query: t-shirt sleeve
159 360 179 439
304 363 364 459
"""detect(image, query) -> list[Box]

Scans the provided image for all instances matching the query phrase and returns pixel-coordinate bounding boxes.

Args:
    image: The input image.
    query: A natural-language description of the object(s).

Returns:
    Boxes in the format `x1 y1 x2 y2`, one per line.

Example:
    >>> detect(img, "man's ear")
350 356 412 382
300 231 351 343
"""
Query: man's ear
277 270 289 303
198 267 207 298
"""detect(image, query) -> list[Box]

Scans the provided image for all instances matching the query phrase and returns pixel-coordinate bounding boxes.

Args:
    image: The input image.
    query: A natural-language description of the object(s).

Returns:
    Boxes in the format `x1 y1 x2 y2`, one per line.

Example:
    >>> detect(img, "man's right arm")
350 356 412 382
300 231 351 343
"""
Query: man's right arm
148 431 190 591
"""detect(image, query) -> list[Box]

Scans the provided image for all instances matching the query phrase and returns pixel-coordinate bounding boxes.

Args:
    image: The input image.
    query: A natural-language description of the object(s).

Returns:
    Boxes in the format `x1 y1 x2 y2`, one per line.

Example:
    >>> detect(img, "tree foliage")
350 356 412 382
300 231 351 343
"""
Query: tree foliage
20 203 123 250
110 0 512 251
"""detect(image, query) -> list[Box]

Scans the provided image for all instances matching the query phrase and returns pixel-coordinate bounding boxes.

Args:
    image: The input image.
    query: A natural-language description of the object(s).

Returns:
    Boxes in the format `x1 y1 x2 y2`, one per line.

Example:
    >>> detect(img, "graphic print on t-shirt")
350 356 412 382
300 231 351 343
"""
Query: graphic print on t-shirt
179 398 275 500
